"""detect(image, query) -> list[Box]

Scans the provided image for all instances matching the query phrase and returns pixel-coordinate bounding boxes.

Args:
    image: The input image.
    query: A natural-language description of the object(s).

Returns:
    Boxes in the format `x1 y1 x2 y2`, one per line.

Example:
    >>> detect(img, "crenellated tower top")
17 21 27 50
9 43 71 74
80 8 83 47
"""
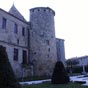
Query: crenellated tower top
30 7 55 16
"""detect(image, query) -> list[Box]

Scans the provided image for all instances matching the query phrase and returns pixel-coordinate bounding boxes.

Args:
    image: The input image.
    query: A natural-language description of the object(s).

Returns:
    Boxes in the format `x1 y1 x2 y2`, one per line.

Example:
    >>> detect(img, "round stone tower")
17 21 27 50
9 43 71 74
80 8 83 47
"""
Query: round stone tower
29 7 57 76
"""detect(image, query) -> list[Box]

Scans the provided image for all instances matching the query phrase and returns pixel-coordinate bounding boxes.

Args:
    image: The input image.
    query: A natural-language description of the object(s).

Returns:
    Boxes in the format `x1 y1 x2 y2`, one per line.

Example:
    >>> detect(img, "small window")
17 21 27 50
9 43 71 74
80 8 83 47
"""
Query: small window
22 27 25 36
2 17 7 29
34 52 36 55
32 9 34 12
44 9 46 11
17 39 19 44
14 48 18 61
47 54 49 58
22 50 27 64
48 48 50 52
38 9 40 11
46 40 50 45
14 23 18 33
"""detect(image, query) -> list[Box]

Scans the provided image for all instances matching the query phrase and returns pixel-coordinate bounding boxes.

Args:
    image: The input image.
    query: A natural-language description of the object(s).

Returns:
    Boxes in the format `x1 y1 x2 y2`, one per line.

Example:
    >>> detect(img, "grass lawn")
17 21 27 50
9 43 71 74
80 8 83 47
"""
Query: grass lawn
22 82 88 88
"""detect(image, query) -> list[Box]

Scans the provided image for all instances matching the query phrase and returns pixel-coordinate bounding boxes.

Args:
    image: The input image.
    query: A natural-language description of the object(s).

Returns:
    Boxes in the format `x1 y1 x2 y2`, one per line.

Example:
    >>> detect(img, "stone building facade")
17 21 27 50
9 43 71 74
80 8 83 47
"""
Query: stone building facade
0 5 65 77
68 56 88 66
0 5 30 78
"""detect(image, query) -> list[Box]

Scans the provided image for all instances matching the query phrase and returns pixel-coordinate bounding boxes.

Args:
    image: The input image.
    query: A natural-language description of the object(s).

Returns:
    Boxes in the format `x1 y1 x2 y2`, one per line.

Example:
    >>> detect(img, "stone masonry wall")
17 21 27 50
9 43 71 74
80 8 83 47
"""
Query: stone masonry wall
29 7 57 76
0 9 32 78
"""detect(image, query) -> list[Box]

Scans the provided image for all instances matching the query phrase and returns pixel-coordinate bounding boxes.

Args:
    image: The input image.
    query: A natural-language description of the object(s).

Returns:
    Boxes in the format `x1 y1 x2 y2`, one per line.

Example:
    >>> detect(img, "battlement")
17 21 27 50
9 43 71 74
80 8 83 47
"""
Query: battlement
30 7 55 16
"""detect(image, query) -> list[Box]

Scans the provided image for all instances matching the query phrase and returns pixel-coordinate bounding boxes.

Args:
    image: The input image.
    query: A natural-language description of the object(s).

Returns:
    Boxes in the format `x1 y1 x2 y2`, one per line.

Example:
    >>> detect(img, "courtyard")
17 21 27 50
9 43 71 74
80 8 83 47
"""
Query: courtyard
20 74 88 88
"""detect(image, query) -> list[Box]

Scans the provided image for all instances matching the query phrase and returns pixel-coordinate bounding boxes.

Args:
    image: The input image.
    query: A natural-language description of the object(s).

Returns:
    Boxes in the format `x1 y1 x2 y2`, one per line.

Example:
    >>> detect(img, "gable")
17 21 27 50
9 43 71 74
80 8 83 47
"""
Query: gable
9 5 26 22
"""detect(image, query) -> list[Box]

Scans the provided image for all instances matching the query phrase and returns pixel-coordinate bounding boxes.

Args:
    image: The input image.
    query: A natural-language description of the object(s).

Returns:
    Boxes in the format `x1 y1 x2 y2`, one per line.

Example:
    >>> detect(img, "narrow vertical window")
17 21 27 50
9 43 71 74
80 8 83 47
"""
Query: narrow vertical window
22 50 27 64
47 54 49 58
2 17 7 29
14 48 18 61
14 23 18 33
17 39 19 44
22 27 25 36
48 48 50 52
46 40 50 45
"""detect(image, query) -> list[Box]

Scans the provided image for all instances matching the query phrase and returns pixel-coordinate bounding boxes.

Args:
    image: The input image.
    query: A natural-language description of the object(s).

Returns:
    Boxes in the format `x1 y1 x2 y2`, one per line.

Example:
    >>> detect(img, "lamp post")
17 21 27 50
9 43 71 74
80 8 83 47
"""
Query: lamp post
31 59 36 76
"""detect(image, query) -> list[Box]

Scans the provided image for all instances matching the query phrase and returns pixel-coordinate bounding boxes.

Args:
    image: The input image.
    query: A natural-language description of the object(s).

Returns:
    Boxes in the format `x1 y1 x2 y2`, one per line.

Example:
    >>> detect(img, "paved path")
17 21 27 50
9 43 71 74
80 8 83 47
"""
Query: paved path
19 79 51 85
70 75 88 86
19 75 88 86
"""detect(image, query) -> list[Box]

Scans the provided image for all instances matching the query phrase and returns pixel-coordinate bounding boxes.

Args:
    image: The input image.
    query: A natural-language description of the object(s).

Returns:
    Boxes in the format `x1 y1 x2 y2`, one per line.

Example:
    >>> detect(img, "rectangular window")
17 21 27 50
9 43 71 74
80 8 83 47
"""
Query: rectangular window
14 48 18 61
14 23 18 33
22 27 25 36
22 50 27 64
2 17 7 29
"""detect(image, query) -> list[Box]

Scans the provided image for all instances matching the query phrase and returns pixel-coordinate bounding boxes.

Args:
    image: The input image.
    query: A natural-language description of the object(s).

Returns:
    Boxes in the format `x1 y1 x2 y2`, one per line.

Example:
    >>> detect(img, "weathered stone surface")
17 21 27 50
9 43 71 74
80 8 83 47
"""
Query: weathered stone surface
0 6 65 78
0 7 29 78
29 7 57 76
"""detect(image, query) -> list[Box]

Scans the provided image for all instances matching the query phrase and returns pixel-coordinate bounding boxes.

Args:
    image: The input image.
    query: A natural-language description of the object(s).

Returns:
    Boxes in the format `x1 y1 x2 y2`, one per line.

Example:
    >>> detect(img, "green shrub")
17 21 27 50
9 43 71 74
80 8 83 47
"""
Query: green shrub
0 45 21 88
66 66 83 74
18 76 51 82
51 61 70 84
66 65 88 74
74 81 86 84
85 65 88 72
72 66 83 73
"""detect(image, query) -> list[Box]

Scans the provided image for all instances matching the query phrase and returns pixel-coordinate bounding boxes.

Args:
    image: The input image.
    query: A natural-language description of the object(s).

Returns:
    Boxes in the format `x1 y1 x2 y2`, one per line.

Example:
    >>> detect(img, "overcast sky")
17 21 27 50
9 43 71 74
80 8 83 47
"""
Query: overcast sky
0 0 88 59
